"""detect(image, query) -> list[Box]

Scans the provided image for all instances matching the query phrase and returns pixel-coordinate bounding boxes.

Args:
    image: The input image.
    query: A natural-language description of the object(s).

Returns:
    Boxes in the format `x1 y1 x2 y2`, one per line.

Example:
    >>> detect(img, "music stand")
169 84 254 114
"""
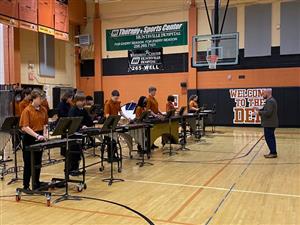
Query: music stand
135 111 153 167
101 115 123 186
1 116 22 185
52 117 83 204
163 110 177 156
101 115 124 185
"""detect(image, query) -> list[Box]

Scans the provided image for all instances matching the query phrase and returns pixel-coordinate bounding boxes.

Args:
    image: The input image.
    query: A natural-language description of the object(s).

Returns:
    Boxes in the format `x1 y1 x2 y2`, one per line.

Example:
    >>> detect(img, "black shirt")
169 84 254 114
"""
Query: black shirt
68 106 93 128
57 100 71 118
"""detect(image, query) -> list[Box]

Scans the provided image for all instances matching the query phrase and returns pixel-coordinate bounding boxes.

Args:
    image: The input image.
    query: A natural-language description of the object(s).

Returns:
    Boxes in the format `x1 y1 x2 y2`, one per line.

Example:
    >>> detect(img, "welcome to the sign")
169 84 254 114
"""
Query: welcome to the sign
229 88 265 124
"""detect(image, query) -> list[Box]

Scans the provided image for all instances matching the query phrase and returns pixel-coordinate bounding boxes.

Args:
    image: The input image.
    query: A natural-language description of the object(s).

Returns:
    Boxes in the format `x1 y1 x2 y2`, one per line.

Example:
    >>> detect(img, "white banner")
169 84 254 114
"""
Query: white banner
230 88 265 124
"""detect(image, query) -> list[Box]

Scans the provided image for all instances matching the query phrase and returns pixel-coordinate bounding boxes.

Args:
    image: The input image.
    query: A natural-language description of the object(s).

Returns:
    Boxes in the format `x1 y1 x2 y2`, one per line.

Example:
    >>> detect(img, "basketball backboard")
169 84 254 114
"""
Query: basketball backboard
192 32 239 69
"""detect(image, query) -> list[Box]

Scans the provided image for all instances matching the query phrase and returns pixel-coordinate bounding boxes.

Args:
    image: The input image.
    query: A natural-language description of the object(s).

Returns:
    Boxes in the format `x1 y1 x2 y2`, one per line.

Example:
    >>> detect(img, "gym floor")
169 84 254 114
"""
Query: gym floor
1 127 300 225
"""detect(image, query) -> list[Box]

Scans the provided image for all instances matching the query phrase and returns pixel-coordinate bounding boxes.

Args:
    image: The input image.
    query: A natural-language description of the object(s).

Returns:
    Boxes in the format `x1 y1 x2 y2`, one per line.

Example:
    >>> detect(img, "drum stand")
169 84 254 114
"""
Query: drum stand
194 114 203 142
177 116 190 151
163 117 177 156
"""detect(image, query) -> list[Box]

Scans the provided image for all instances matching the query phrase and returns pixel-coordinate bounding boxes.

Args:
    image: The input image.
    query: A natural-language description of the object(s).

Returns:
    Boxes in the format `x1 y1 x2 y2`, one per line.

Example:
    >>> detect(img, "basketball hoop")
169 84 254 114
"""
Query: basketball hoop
206 54 219 69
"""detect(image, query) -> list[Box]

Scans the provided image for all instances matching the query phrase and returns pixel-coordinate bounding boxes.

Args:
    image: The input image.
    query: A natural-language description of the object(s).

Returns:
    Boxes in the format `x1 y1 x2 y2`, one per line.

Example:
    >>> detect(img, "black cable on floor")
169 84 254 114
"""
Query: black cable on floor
78 196 155 225
145 135 264 164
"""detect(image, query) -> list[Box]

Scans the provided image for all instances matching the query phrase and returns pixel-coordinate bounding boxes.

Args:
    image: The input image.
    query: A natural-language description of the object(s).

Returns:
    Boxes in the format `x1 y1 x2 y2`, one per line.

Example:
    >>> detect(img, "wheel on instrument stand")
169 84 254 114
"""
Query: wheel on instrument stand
46 194 51 207
15 194 21 202
83 183 87 190
77 183 84 192
130 155 133 159
15 190 21 202
118 168 122 173
99 166 104 172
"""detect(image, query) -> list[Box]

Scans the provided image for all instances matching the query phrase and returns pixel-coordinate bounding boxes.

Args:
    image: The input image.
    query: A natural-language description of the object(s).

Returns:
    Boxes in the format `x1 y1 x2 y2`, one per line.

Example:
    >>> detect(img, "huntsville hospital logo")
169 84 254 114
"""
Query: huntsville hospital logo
230 88 265 124
110 23 183 37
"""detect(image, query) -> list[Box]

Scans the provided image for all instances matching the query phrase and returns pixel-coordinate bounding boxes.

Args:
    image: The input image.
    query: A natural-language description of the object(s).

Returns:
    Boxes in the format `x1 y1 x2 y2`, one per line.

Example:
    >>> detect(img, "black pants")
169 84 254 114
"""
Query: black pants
61 134 82 171
264 127 277 155
22 132 43 189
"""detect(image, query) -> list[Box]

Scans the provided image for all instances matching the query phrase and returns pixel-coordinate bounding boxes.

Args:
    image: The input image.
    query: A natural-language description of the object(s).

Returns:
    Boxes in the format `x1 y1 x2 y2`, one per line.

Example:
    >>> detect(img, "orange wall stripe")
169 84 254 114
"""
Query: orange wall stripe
102 73 188 108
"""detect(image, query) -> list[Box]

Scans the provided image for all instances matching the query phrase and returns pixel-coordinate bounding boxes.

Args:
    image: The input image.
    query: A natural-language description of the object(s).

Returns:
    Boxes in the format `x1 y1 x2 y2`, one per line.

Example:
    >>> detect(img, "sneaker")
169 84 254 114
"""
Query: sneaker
264 154 277 158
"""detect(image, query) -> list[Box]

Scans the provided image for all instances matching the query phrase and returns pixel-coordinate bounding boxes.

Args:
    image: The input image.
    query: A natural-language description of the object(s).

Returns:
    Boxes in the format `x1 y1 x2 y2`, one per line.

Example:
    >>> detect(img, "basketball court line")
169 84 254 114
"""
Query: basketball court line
166 137 257 222
0 198 197 225
204 141 265 225
125 179 300 199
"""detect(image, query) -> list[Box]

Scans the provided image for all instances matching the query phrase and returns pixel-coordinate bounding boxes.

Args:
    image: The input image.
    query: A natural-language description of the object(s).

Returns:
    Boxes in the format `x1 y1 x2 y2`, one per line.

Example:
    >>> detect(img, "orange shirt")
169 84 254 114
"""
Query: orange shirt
146 95 159 114
135 106 145 119
104 99 121 116
41 99 50 111
189 100 198 110
19 104 48 132
19 99 31 115
15 101 21 116
166 101 175 112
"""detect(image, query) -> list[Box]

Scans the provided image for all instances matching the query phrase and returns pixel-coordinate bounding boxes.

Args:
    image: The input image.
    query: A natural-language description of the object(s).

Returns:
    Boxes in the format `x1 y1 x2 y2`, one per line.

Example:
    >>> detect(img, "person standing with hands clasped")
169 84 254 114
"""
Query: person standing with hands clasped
254 88 279 158
19 89 48 191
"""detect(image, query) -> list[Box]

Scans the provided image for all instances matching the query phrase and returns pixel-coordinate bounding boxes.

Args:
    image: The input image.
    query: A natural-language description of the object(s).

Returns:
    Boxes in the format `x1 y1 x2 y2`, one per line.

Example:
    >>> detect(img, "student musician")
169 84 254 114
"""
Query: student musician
166 95 176 112
104 90 129 120
19 89 48 191
146 87 164 149
188 95 199 113
67 93 93 176
19 88 32 115
41 91 50 112
57 91 73 157
103 90 129 162
134 96 147 119
146 86 164 119
84 95 97 120
85 95 94 107
57 91 73 118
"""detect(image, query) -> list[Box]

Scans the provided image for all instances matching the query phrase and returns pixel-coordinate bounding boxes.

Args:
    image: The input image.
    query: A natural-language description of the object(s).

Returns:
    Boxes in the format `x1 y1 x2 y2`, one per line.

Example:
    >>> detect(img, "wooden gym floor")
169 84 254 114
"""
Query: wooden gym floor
1 127 300 225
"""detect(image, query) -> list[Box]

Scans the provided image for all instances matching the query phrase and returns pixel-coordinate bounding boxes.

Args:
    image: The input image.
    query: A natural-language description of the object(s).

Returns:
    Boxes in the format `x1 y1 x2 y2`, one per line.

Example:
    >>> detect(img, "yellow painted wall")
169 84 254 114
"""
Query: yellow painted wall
19 26 76 108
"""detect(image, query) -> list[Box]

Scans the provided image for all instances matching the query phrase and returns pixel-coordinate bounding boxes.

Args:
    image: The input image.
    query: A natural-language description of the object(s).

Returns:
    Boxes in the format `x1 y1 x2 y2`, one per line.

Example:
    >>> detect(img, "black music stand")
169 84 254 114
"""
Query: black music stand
101 115 123 186
136 111 153 167
1 116 22 185
177 107 190 151
163 109 178 156
52 117 83 204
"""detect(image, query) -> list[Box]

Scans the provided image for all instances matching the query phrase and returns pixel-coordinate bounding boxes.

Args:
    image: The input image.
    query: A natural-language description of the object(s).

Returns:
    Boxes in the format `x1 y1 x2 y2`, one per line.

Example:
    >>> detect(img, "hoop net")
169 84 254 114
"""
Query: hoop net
206 54 219 69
